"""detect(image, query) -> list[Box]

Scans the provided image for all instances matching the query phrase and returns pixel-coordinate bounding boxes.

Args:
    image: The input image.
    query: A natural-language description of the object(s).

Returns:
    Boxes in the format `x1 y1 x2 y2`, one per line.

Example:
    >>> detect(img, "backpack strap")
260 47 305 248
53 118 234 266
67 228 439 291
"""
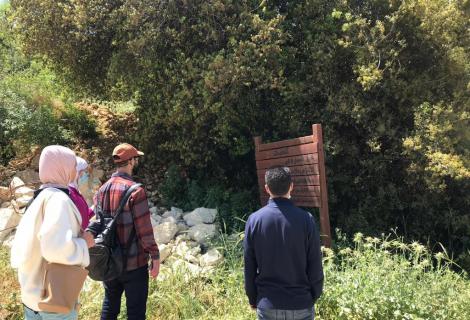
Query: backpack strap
26 187 70 211
117 183 142 271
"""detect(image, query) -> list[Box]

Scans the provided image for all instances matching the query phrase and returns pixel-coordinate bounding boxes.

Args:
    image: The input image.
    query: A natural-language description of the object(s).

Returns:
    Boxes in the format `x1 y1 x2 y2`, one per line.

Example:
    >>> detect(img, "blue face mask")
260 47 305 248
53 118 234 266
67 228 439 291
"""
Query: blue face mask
78 172 89 187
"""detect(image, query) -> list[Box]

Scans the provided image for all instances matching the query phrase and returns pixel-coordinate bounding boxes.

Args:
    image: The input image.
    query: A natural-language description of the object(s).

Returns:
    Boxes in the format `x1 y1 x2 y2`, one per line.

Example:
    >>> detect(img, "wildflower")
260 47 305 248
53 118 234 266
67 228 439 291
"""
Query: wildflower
353 232 364 243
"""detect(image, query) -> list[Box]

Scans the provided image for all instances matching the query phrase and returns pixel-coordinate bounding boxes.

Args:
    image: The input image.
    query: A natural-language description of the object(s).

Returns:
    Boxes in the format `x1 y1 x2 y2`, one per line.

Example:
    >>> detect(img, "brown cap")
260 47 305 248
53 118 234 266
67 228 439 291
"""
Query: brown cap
112 143 144 163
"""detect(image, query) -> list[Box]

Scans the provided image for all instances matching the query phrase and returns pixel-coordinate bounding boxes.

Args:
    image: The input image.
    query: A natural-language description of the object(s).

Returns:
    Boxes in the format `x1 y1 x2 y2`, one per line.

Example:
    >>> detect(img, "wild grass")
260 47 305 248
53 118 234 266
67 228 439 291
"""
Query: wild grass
1 232 469 320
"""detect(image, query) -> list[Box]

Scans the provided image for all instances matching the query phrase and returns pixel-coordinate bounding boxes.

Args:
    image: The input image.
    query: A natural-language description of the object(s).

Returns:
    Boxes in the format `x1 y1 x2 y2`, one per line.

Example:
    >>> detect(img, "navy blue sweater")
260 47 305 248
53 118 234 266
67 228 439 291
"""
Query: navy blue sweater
244 198 324 310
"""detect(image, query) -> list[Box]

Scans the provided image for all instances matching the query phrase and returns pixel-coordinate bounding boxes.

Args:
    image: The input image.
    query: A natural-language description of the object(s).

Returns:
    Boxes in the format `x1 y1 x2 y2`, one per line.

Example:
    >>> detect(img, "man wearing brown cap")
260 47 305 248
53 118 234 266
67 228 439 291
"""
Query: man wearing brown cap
88 143 160 320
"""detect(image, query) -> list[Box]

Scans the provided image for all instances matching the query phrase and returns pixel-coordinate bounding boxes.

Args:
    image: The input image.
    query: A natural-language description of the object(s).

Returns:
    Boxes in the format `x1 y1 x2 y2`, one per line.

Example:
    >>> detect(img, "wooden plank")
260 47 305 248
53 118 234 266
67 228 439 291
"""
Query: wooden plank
313 124 332 247
255 143 318 161
258 135 313 152
257 164 319 176
260 196 321 208
256 153 319 170
258 174 320 186
259 185 321 198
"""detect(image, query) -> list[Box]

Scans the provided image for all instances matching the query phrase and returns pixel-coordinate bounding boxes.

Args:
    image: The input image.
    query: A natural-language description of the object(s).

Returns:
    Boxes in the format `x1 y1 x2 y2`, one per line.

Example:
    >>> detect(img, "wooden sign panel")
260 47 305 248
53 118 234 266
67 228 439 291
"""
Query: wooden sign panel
254 124 332 247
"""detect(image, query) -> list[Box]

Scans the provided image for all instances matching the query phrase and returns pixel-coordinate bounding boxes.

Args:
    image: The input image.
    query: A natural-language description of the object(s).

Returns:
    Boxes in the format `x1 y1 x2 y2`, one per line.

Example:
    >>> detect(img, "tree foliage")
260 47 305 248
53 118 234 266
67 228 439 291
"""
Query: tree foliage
9 0 470 260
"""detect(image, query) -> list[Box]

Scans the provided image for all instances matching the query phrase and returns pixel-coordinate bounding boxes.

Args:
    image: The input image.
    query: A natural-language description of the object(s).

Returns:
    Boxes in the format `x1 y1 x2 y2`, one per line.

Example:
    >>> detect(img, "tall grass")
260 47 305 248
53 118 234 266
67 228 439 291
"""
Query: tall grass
1 232 469 320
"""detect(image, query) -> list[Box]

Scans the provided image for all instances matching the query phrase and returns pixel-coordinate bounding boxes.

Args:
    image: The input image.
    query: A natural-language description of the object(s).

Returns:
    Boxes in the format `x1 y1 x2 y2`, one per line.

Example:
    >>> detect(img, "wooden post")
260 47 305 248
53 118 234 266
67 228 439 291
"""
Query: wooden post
254 136 263 205
312 124 332 247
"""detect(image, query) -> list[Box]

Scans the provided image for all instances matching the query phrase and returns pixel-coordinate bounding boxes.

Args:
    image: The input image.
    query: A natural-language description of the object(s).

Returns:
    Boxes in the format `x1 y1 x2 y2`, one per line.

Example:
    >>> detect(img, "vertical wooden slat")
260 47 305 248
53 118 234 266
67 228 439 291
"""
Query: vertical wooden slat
313 124 332 248
254 136 264 206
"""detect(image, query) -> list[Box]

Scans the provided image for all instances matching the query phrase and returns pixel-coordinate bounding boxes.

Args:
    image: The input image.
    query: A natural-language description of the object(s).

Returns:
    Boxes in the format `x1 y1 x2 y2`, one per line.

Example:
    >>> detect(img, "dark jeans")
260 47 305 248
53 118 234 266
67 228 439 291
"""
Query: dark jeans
101 266 149 320
257 307 314 320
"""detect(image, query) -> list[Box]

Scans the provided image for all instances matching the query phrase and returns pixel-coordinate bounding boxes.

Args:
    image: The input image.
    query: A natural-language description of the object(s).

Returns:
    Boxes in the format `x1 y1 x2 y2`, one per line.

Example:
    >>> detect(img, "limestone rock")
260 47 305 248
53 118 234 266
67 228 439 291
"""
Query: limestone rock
149 207 159 215
161 216 177 224
162 207 183 220
9 177 25 191
151 215 162 227
0 208 21 241
159 243 173 263
177 222 189 234
183 208 217 226
175 234 191 245
200 248 224 267
188 224 217 244
14 186 35 199
153 222 178 245
15 195 33 208
174 240 199 258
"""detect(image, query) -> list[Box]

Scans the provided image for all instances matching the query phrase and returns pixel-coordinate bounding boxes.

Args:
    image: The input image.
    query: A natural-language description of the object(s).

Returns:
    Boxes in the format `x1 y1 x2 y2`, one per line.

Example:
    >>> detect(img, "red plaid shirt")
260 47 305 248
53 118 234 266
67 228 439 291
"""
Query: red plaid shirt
93 172 159 271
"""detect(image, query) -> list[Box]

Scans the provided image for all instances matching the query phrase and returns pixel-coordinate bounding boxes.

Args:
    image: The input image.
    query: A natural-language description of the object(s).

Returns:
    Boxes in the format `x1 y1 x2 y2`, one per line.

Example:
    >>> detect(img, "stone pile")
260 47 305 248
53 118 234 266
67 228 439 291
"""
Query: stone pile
1 174 224 277
148 206 223 277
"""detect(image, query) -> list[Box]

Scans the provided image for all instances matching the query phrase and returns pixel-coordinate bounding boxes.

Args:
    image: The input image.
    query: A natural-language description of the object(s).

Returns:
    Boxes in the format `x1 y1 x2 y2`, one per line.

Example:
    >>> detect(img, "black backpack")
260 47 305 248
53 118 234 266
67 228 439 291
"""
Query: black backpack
86 183 141 281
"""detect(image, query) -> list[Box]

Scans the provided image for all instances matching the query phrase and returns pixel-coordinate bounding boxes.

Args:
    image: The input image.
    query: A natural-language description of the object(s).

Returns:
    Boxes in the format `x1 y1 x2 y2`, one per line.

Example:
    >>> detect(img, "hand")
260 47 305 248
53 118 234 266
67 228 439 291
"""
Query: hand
82 231 95 248
149 259 160 278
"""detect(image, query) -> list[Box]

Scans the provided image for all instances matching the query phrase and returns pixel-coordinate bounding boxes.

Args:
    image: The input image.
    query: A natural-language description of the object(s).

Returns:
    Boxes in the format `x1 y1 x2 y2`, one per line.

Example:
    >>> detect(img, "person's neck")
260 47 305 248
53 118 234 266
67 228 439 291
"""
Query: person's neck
269 193 291 199
117 167 133 176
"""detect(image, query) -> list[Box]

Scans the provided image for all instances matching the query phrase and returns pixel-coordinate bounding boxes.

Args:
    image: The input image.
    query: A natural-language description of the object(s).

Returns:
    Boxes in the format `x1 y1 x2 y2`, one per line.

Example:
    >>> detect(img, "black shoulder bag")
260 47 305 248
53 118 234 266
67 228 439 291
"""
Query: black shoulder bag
86 183 141 281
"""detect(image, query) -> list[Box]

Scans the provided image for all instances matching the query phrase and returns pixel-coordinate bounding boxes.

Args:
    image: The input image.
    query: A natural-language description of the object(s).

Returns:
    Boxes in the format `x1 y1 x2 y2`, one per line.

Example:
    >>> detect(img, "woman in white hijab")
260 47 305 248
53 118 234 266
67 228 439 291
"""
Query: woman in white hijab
11 145 94 320
69 156 94 229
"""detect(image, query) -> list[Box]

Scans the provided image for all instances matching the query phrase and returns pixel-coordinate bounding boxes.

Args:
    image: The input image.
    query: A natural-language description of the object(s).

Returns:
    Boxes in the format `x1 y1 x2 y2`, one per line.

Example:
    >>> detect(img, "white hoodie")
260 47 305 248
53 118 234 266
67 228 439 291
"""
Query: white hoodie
11 188 90 311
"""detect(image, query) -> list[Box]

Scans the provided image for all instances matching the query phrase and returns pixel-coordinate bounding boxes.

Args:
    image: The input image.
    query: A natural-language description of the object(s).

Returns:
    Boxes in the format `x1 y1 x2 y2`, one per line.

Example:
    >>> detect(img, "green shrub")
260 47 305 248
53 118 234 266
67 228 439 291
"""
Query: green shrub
61 105 98 141
317 233 470 319
159 165 257 232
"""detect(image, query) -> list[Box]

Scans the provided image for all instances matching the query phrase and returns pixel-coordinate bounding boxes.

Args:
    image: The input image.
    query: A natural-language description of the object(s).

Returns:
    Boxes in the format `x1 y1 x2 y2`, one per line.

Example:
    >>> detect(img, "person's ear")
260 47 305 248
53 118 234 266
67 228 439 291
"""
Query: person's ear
265 184 271 196
289 182 294 193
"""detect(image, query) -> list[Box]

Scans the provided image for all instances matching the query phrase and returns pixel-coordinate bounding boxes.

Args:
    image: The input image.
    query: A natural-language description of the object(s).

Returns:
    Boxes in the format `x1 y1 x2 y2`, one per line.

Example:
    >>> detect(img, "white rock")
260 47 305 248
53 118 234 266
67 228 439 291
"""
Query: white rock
150 207 159 215
150 215 162 227
200 248 224 267
14 186 35 199
177 222 189 233
153 222 179 245
16 195 33 208
0 186 10 202
162 207 183 220
175 234 191 245
171 207 183 214
188 224 217 244
159 243 173 263
183 208 218 226
9 177 25 191
174 240 199 257
161 216 177 224
0 208 21 241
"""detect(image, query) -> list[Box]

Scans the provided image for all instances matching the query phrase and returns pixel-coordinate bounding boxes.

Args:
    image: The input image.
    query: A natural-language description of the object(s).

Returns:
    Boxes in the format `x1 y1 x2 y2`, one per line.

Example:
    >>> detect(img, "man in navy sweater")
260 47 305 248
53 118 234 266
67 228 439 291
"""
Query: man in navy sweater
244 166 324 320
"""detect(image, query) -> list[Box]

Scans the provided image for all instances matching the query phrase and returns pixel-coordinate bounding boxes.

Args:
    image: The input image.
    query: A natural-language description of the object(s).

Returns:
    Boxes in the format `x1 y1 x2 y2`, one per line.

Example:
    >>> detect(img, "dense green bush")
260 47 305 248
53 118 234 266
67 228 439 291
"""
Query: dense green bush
61 105 98 141
8 0 470 260
160 164 257 232
0 4 97 164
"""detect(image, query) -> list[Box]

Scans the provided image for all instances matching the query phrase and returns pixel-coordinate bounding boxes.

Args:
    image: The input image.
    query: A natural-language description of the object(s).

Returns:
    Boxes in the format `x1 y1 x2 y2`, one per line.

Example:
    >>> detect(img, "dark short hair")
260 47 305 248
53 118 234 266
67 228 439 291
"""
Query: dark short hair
265 167 292 196
114 156 138 168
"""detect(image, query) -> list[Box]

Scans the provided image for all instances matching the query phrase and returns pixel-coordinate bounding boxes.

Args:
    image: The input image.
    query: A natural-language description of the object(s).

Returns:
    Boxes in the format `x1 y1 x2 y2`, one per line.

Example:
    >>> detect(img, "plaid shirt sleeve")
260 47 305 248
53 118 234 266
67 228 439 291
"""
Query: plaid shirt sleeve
129 187 160 260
